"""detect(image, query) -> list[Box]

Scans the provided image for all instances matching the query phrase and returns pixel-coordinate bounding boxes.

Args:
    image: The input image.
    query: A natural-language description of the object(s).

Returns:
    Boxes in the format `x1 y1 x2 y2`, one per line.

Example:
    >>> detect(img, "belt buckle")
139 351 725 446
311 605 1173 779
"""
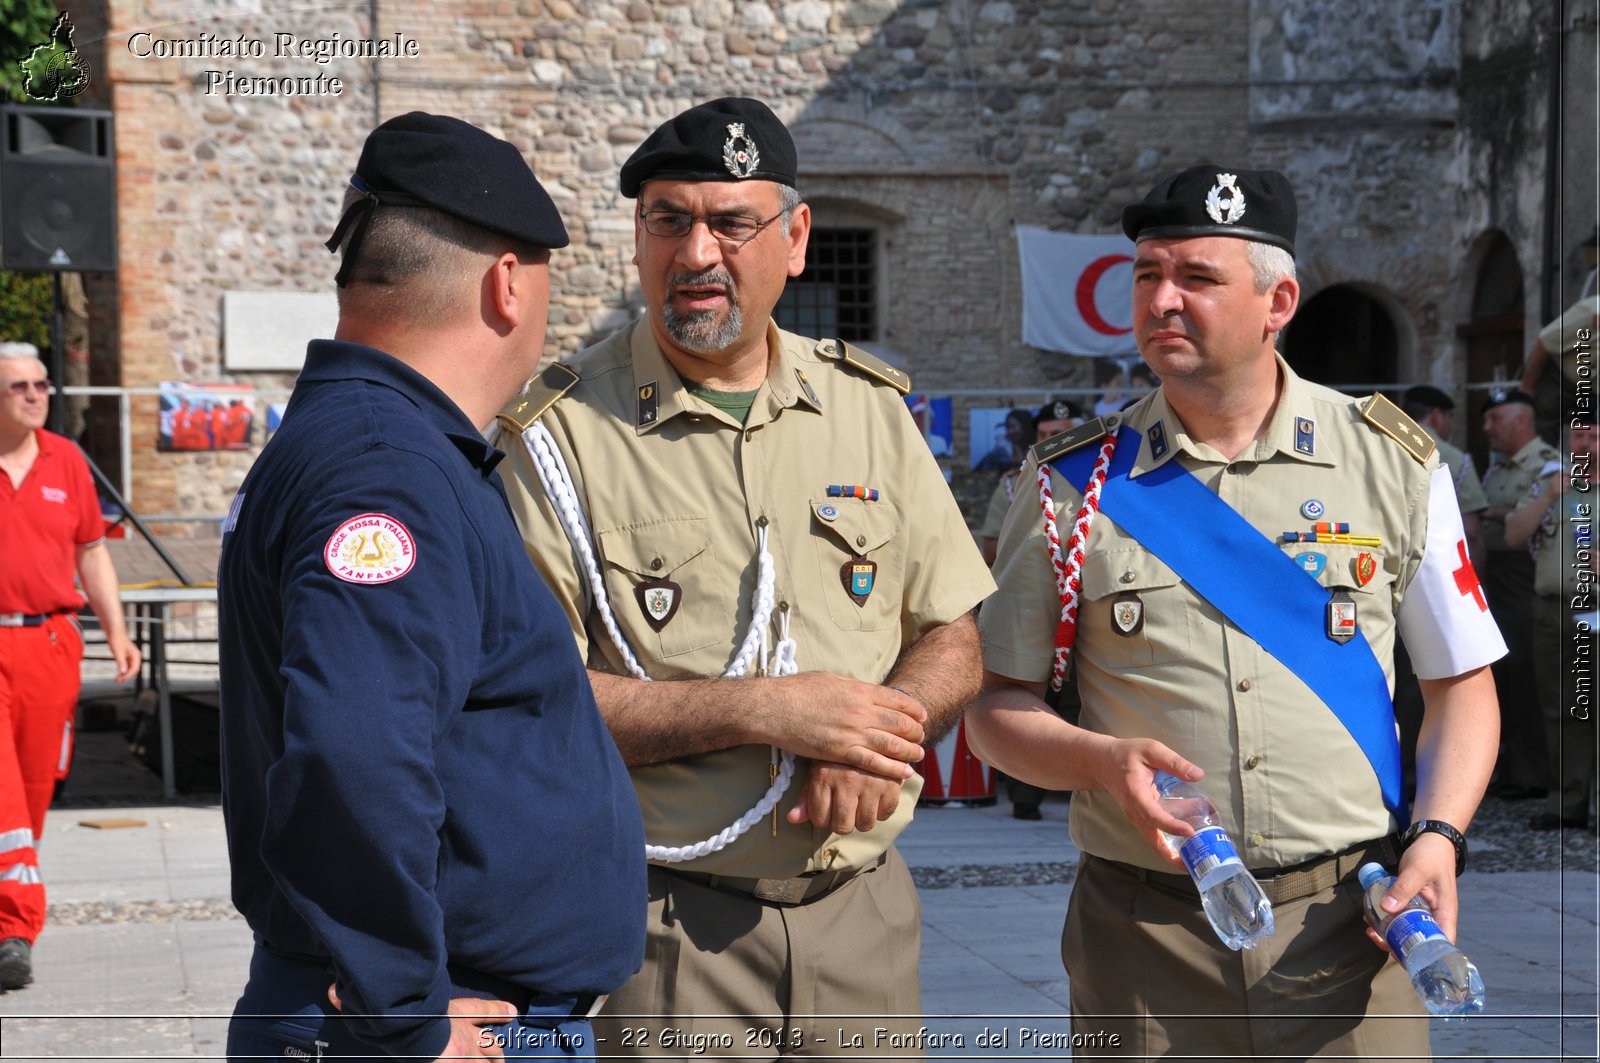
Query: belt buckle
0 614 24 628
586 993 608 1019
750 877 811 904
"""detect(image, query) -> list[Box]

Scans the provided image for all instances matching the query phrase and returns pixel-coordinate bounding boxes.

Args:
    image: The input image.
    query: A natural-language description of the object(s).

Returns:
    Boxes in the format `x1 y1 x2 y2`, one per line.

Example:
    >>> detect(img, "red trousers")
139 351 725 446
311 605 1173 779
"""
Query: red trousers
0 615 81 942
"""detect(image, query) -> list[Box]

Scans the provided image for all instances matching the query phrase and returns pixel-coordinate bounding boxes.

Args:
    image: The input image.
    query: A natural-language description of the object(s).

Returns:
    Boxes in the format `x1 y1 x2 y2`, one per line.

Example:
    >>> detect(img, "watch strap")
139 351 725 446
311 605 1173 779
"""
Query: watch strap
1402 818 1467 876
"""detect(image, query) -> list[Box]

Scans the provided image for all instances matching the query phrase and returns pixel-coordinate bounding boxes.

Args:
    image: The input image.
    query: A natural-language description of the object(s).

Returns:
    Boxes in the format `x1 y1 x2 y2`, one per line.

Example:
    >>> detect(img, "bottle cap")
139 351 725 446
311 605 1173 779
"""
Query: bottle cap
1356 861 1389 889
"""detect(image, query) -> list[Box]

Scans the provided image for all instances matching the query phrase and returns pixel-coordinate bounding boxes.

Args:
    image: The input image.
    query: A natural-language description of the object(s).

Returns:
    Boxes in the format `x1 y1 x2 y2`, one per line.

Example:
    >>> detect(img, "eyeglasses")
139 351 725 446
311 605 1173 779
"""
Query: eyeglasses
638 208 788 245
6 380 49 396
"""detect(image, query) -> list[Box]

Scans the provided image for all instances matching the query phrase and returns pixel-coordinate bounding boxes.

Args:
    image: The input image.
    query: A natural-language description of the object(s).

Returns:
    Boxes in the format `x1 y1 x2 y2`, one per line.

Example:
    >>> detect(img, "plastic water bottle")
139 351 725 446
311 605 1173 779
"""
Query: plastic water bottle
1152 771 1275 950
1357 862 1485 1017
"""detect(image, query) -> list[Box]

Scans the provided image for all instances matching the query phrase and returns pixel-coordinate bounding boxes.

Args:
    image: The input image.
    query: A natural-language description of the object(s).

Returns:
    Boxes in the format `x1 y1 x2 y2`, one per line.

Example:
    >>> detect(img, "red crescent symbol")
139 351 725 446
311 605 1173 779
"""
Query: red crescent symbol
1075 254 1133 336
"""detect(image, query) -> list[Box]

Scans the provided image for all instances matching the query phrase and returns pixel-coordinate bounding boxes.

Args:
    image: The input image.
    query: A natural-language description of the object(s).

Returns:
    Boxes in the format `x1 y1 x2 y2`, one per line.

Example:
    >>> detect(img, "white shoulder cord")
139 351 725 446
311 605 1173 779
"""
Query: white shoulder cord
520 423 796 862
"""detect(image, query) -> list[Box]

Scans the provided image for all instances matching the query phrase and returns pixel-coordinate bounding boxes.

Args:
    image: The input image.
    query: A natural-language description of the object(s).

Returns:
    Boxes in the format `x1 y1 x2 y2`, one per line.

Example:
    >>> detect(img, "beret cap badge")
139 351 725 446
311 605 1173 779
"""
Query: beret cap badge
1205 173 1247 225
722 122 760 179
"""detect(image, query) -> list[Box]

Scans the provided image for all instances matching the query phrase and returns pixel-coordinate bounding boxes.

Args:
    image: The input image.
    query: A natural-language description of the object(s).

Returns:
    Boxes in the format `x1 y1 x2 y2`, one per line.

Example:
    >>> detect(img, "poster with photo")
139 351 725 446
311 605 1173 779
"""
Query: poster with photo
969 406 1033 472
157 383 255 452
904 394 952 457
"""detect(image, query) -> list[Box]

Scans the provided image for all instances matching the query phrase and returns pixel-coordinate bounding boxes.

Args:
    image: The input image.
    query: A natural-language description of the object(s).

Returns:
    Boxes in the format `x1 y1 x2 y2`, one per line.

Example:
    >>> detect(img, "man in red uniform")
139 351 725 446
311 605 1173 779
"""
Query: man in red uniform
0 344 141 991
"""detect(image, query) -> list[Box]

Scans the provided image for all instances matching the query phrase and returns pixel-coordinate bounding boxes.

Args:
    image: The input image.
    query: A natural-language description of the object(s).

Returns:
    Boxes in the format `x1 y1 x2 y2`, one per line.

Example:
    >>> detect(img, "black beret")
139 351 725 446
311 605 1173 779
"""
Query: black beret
1481 388 1537 413
327 112 567 286
1122 165 1297 255
620 97 797 198
1402 385 1454 412
1035 398 1080 426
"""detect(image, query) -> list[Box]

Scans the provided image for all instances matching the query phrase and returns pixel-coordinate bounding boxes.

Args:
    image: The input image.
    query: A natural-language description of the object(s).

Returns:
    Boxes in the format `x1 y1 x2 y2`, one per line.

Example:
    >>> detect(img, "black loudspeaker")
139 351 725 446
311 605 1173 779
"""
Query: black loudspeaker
0 103 116 272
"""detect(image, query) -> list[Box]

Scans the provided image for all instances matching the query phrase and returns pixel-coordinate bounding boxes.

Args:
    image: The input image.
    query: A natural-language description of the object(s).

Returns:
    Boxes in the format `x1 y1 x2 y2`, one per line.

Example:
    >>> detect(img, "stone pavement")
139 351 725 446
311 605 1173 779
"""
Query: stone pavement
0 744 1595 1060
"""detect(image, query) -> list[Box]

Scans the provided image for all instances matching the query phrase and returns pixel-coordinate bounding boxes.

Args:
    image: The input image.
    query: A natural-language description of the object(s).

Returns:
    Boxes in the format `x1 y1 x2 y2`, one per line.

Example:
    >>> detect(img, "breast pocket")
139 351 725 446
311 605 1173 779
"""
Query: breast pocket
811 499 904 632
596 515 719 659
1080 548 1193 668
1284 543 1397 639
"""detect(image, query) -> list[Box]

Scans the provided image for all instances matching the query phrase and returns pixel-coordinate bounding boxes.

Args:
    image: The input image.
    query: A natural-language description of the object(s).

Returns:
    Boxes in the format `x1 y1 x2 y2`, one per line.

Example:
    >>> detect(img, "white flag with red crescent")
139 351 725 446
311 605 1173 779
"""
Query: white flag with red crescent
1016 226 1139 356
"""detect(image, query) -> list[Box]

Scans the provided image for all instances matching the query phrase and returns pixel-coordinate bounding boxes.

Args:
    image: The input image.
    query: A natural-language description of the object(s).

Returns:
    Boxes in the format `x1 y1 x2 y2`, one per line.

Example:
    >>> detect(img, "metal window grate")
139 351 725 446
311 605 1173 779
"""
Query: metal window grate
775 227 876 341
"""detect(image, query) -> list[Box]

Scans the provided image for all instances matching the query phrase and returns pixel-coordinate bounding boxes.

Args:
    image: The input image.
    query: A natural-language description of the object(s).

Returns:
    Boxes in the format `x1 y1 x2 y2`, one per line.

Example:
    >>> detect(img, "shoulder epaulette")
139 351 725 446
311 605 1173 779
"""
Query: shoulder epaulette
1359 393 1435 465
1031 415 1117 465
497 363 580 433
815 339 911 394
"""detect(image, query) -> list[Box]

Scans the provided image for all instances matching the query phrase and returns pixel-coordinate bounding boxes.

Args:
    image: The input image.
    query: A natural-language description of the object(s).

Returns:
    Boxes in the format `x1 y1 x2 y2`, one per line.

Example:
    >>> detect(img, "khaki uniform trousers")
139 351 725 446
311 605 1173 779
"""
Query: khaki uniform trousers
594 847 923 1061
1063 854 1428 1061
1533 594 1597 823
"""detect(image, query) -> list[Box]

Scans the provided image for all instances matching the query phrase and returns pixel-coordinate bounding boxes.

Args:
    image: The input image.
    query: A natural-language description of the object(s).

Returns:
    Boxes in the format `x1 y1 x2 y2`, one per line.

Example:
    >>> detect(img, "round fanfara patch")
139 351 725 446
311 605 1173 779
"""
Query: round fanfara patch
324 513 416 585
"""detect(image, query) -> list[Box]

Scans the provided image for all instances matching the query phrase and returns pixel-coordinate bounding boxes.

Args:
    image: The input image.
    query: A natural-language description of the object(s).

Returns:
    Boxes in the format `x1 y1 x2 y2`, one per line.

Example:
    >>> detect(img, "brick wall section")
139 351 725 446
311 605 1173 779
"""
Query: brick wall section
95 0 1582 525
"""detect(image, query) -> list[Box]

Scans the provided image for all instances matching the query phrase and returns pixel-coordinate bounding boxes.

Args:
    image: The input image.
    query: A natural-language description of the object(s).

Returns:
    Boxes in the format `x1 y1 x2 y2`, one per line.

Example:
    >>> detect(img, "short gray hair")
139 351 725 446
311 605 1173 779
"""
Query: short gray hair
1245 241 1296 294
0 342 46 375
777 184 803 237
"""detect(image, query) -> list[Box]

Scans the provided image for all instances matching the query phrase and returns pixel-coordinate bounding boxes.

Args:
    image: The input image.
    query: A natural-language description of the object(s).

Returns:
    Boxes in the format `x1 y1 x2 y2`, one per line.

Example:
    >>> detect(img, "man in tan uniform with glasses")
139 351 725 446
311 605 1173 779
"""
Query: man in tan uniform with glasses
498 97 993 1059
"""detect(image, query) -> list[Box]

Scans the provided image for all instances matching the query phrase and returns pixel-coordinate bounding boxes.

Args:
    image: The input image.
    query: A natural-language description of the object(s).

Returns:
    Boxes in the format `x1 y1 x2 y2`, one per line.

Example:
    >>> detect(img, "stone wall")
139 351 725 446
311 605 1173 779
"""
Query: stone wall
86 0 1582 525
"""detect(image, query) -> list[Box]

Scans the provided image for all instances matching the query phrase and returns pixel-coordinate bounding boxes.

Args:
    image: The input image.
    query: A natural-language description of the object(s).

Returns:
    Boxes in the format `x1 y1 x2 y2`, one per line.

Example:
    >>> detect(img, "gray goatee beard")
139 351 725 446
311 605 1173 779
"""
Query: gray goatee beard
661 270 743 354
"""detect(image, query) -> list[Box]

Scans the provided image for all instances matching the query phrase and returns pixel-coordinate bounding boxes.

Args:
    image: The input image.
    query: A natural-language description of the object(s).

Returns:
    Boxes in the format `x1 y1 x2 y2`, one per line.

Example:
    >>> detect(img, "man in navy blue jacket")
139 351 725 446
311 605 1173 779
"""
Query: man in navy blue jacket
218 112 645 1060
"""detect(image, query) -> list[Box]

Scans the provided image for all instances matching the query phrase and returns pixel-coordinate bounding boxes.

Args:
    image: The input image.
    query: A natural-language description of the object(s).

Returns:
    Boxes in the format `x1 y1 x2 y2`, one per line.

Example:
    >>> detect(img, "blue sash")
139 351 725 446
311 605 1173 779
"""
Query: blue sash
1054 426 1402 816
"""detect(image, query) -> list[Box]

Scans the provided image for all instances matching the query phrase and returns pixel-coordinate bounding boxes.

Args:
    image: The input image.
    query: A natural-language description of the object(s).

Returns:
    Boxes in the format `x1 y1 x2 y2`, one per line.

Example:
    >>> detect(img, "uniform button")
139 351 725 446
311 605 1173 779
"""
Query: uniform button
756 515 769 528
1237 678 1252 692
856 534 867 547
649 557 663 571
1248 832 1265 847
778 600 789 612
1245 755 1261 770
745 430 755 441
1120 570 1135 584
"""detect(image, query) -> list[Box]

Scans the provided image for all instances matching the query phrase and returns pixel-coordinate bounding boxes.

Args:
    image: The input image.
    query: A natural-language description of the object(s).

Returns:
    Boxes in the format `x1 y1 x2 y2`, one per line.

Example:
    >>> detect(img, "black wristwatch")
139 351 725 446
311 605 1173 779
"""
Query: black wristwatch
1401 819 1468 877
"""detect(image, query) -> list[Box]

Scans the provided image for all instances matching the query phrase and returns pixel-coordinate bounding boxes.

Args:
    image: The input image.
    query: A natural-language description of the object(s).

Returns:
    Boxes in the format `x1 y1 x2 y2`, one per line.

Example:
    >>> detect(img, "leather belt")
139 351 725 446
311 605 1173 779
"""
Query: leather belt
446 963 605 1020
1117 834 1402 907
0 610 69 628
668 852 886 906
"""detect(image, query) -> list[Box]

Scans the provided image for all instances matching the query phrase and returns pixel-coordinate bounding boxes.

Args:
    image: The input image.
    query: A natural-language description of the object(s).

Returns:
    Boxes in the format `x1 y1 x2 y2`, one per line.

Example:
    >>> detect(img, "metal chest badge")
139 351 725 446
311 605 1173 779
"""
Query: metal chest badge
1353 552 1377 587
723 123 760 179
635 577 681 631
1326 589 1357 643
842 556 876 606
1111 591 1144 636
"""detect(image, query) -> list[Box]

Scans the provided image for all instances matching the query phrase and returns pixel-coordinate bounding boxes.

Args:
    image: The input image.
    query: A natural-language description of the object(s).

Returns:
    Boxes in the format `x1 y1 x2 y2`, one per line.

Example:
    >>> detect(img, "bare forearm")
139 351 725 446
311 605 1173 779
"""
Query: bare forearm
886 613 982 746
588 667 927 776
75 543 130 643
1412 666 1499 832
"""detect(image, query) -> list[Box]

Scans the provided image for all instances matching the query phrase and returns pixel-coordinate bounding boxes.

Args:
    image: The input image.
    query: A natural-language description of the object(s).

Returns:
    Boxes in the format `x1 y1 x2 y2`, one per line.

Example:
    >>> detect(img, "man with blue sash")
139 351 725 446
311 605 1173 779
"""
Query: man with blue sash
968 165 1506 1058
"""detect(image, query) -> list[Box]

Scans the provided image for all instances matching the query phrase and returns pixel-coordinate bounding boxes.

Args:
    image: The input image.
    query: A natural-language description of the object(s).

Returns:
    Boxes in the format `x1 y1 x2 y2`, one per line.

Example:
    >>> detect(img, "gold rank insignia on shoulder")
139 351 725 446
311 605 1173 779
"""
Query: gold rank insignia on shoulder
637 381 658 427
1032 415 1117 465
497 362 580 433
1360 393 1435 465
815 339 911 394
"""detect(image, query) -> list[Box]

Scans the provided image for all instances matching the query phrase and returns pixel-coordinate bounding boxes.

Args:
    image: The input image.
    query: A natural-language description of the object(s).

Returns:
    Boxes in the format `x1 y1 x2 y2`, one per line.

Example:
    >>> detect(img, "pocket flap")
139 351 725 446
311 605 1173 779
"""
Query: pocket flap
1081 548 1183 601
596 516 711 577
812 499 895 554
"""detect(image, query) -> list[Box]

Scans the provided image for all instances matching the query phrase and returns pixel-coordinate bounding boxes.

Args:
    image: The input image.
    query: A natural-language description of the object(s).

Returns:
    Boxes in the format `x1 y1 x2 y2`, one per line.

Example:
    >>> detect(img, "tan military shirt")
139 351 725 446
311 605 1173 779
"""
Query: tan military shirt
1521 466 1598 603
1538 296 1598 386
1483 435 1562 553
498 321 994 878
1424 427 1488 515
980 470 1022 541
981 359 1446 872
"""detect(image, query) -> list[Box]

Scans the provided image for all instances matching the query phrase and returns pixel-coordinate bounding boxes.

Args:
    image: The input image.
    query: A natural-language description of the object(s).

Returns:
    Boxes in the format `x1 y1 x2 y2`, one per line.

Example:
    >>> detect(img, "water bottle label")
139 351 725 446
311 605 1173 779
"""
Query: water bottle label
1179 826 1243 880
1385 909 1448 958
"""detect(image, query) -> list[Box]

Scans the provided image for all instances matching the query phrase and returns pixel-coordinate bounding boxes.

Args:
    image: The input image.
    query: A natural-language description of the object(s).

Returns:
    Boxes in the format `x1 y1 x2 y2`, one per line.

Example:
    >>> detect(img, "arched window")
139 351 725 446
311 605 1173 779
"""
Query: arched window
1283 285 1401 389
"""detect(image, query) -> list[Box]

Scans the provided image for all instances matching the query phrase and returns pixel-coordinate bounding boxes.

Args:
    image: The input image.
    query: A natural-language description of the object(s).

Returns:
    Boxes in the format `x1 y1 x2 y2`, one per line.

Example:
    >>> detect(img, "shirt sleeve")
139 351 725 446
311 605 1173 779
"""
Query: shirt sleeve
893 397 995 641
262 443 482 1059
1450 451 1489 515
68 446 104 548
979 459 1066 683
1397 464 1509 679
